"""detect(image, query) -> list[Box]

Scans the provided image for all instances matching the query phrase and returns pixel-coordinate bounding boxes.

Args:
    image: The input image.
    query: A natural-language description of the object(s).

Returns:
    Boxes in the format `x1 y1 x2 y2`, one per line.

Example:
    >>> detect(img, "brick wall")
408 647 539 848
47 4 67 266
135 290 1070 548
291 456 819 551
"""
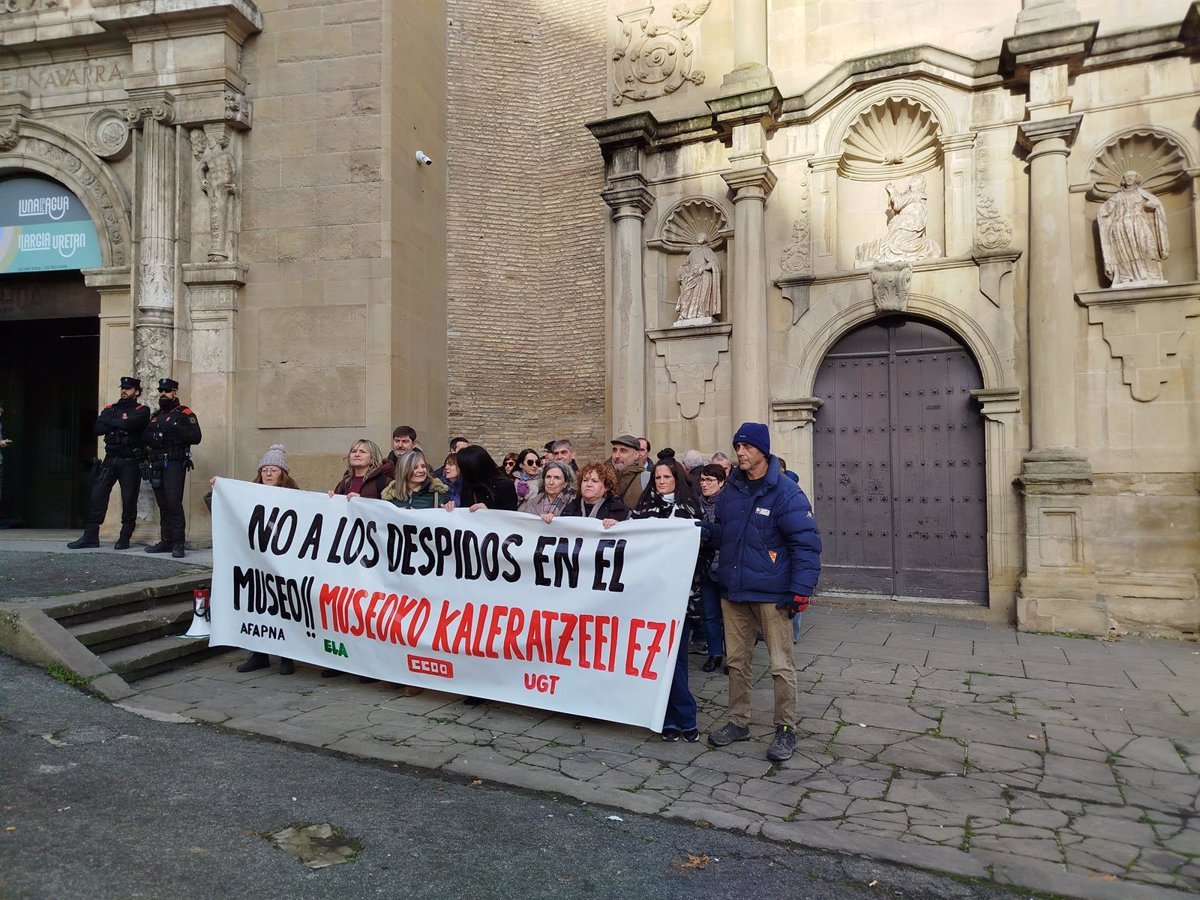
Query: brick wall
446 0 610 463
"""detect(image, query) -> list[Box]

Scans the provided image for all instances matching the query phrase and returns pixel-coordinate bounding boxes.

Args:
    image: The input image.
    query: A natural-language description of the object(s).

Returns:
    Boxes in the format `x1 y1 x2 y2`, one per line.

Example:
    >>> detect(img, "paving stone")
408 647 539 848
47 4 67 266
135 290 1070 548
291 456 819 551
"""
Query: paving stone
798 792 852 818
970 834 1063 862
1072 836 1142 868
974 822 1056 841
887 633 972 654
940 708 1045 748
1116 735 1193 773
834 641 930 667
878 735 966 775
905 824 964 844
1036 775 1123 804
967 741 1044 773
927 650 1026 677
834 698 937 733
1010 808 1070 828
887 775 1008 820
971 673 1073 701
846 779 889 799
1043 754 1117 786
1025 660 1136 689
837 660 899 683
1137 850 1190 873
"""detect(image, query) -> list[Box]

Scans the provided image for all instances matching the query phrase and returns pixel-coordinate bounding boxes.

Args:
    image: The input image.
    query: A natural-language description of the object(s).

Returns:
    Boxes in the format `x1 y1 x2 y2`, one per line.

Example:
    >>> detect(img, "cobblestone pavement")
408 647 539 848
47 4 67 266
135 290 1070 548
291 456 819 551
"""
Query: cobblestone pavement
126 608 1200 899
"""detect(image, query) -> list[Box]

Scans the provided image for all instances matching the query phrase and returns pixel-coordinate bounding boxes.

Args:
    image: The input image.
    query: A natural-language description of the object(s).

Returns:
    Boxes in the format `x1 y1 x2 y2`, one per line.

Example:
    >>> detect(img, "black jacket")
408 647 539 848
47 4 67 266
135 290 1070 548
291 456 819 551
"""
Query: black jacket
561 491 630 522
144 399 202 459
95 396 150 458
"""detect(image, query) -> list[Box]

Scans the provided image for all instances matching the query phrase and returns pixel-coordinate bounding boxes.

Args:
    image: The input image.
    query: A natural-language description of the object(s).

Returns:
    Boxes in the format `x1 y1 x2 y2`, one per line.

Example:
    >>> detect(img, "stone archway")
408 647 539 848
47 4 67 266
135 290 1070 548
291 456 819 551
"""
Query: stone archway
0 117 132 269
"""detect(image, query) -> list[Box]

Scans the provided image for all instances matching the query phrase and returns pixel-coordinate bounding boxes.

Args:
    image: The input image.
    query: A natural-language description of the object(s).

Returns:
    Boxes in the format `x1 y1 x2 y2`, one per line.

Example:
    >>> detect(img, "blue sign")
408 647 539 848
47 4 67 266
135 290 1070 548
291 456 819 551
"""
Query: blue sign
0 176 101 273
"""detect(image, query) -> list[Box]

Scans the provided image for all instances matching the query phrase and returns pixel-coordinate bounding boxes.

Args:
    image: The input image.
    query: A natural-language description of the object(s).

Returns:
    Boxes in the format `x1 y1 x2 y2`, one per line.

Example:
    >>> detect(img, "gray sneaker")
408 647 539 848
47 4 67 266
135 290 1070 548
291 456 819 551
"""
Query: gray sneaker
707 722 751 747
767 724 797 762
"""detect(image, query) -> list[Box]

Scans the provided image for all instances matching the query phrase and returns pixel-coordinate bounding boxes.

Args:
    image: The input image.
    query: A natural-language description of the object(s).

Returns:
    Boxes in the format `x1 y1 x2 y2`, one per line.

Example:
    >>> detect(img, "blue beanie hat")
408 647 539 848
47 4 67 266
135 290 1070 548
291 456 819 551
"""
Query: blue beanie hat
732 422 770 457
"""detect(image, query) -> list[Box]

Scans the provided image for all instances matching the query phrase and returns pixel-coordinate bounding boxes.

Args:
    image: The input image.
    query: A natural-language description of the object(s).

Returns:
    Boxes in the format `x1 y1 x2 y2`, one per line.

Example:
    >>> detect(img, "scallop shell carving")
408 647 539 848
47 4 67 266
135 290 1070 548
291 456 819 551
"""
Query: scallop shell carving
1088 132 1187 200
660 198 729 249
841 98 940 180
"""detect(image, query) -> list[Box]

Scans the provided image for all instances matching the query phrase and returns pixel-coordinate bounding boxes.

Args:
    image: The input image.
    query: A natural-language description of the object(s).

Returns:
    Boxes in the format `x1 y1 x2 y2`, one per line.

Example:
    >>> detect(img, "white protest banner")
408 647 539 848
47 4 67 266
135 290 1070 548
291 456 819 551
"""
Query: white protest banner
209 480 700 730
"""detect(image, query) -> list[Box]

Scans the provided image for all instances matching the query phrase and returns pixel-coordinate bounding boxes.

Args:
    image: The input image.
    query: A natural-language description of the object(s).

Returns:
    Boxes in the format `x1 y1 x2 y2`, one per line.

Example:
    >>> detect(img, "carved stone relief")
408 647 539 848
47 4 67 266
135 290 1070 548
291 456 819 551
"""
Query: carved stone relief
974 147 1011 251
224 89 253 130
611 1 710 106
1087 131 1188 201
84 108 131 160
190 129 239 263
840 98 940 181
869 262 912 313
649 323 729 419
780 167 811 276
854 175 941 268
0 114 19 152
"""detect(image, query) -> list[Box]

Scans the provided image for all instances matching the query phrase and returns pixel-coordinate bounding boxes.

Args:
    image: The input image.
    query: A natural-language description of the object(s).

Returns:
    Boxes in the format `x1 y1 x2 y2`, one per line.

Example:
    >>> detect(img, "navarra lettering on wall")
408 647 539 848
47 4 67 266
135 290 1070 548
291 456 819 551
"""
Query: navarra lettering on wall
0 61 124 94
210 480 701 731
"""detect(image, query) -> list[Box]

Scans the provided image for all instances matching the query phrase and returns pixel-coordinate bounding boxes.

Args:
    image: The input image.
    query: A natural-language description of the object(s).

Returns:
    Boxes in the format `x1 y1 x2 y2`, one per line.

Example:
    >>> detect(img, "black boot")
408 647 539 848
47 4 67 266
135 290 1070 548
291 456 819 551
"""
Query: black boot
702 655 724 673
237 652 270 673
67 527 100 550
145 541 172 554
172 544 186 559
279 658 295 675
114 528 134 550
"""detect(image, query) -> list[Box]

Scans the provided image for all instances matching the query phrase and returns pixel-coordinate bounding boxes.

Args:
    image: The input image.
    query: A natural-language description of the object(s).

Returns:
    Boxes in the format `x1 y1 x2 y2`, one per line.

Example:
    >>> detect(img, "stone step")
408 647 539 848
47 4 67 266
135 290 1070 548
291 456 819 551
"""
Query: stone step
42 575 211 628
68 600 195 654
98 633 223 682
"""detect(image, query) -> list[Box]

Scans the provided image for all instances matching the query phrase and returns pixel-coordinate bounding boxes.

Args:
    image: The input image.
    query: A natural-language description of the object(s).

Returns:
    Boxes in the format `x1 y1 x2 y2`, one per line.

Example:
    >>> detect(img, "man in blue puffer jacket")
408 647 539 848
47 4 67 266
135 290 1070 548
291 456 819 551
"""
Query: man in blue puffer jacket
704 422 821 762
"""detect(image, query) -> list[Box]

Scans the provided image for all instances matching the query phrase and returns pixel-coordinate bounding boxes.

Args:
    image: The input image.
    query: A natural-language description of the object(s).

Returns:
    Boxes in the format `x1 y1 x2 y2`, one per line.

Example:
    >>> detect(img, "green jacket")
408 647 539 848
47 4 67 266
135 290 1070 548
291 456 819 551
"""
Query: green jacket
382 476 449 510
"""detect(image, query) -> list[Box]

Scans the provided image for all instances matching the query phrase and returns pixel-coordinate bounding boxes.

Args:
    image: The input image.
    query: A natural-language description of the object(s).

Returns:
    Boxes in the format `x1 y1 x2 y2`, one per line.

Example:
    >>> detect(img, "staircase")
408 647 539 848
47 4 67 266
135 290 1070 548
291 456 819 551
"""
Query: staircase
39 575 225 684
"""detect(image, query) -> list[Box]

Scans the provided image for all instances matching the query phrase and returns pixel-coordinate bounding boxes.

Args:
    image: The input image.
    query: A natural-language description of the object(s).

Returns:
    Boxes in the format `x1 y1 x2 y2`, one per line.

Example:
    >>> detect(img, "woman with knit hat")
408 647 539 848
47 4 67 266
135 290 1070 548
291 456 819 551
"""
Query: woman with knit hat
210 444 299 675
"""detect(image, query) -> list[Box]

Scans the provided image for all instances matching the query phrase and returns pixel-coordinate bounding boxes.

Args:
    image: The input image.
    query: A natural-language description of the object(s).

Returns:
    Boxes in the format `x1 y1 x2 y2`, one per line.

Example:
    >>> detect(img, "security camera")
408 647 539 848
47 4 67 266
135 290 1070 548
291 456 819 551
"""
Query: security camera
415 151 433 166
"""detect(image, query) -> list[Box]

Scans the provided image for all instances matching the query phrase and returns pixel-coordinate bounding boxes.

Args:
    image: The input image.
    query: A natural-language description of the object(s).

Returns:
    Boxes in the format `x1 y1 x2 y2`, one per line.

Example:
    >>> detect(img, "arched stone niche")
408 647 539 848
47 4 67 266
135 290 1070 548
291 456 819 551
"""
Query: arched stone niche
1078 127 1197 289
647 195 732 328
0 117 132 268
834 97 947 272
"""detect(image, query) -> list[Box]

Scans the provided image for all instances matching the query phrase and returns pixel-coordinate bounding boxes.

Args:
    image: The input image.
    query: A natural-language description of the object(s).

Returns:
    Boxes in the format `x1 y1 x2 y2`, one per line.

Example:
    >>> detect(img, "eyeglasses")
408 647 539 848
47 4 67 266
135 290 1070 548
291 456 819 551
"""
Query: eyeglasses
522 458 539 467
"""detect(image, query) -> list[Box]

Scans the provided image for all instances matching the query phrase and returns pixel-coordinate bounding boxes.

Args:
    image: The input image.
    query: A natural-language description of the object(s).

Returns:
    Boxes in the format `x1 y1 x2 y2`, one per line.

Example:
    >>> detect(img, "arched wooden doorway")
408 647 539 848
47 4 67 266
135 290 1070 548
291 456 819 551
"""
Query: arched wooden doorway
813 316 987 604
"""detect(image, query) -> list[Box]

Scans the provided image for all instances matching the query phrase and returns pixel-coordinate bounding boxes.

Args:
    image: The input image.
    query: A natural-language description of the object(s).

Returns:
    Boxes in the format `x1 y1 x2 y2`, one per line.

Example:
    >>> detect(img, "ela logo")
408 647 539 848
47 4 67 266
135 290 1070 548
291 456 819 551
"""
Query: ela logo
323 639 348 658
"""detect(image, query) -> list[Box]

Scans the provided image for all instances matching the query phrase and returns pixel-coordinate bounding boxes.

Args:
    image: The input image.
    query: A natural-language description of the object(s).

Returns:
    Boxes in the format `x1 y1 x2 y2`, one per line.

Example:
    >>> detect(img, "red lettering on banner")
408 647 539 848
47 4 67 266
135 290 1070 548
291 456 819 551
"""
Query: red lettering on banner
364 591 383 640
502 606 526 660
523 672 560 694
626 618 644 677
319 582 340 630
349 588 367 637
641 620 665 679
432 599 460 652
625 618 668 681
526 609 547 662
485 604 505 659
408 655 453 678
555 612 576 667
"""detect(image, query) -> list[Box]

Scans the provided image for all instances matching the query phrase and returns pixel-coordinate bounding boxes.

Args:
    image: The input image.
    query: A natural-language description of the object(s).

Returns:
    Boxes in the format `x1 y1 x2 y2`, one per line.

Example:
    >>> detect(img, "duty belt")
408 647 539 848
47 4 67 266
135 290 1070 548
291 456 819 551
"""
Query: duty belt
149 448 190 462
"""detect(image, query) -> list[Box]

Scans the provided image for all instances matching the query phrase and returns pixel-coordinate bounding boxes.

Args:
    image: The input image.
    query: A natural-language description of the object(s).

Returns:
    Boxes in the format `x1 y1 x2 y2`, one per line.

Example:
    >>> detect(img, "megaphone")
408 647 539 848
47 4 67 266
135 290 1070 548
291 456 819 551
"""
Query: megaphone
182 587 211 639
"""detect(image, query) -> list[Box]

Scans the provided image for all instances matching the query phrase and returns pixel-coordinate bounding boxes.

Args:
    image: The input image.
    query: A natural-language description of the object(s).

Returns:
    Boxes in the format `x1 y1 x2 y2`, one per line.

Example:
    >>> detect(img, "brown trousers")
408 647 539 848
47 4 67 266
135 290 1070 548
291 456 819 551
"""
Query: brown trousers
721 598 797 729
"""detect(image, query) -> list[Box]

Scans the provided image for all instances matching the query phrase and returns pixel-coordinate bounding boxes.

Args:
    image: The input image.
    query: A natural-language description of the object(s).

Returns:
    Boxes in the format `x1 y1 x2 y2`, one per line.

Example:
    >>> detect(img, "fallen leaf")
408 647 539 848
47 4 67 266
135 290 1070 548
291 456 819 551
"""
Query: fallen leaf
470 779 483 786
606 815 624 822
1027 734 1043 741
680 853 711 870
868 879 878 887
1089 874 1118 881
5 826 15 832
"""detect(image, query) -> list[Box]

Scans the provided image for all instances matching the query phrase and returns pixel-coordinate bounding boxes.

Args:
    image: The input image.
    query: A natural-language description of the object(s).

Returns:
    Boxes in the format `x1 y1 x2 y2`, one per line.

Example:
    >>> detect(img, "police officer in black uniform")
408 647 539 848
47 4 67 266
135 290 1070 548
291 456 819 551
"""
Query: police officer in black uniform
68 376 151 550
143 378 201 558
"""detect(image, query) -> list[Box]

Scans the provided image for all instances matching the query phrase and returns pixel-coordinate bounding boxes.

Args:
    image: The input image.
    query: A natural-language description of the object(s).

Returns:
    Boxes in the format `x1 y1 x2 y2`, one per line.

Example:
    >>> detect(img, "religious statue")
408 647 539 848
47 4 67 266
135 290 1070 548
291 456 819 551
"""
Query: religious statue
854 175 941 268
1098 170 1169 287
191 130 238 262
675 237 721 324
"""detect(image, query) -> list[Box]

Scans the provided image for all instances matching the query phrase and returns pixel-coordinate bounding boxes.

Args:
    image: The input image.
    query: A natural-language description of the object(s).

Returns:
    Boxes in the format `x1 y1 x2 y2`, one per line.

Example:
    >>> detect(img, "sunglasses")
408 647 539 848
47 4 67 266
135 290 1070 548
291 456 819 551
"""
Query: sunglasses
522 458 539 466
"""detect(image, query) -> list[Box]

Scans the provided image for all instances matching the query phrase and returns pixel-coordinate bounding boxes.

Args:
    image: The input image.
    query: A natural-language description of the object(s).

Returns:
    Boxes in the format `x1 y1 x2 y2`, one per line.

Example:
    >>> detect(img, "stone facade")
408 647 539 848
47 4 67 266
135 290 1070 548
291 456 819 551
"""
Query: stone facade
0 0 448 542
582 0 1199 636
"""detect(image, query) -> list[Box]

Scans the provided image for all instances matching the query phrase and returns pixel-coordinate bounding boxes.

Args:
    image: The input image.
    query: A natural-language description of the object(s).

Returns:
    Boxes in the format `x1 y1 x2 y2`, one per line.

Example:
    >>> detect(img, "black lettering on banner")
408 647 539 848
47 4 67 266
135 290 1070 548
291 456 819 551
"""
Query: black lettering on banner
298 514 323 560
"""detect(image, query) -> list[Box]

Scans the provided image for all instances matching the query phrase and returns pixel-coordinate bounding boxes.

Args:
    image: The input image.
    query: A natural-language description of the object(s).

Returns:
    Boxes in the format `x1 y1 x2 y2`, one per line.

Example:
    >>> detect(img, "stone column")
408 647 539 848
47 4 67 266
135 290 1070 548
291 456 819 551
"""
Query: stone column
602 174 654 437
1018 115 1081 452
733 0 767 67
126 91 177 390
722 165 777 425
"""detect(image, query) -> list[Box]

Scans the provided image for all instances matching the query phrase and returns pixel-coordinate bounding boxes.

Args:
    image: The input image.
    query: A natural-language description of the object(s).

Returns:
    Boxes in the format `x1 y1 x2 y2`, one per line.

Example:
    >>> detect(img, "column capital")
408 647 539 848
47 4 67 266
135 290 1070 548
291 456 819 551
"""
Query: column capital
601 180 654 219
125 90 176 127
772 397 823 428
722 165 777 200
1018 114 1082 152
941 132 977 153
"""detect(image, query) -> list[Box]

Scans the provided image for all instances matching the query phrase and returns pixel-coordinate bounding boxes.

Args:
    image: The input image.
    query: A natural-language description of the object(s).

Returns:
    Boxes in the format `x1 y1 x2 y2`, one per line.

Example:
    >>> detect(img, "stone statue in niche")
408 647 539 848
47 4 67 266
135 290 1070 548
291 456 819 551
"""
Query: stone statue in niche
675 236 721 325
191 130 238 262
1098 170 1169 287
854 175 941 268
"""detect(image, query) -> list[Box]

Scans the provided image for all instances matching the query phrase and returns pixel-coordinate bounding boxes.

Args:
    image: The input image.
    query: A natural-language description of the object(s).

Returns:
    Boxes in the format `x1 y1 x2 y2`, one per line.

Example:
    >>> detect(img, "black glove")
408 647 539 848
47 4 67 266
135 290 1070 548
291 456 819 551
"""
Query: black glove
776 595 810 619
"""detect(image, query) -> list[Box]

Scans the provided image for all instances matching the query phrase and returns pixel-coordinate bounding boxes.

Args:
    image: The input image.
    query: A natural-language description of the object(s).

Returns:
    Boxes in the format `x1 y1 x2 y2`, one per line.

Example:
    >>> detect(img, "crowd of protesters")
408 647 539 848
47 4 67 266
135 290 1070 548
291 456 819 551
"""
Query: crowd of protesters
223 421 821 762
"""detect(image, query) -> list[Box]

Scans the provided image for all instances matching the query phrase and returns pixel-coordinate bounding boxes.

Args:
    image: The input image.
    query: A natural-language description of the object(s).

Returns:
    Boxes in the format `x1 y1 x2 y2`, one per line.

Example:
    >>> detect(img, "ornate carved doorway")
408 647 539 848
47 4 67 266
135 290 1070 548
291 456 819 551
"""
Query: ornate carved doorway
813 316 987 603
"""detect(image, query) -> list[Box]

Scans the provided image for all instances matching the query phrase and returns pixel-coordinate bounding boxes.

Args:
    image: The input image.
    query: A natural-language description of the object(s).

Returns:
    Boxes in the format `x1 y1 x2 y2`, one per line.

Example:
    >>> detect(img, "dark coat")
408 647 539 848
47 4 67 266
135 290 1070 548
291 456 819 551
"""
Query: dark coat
460 475 519 511
561 491 630 522
96 396 150 458
333 458 395 500
144 399 201 459
707 455 821 603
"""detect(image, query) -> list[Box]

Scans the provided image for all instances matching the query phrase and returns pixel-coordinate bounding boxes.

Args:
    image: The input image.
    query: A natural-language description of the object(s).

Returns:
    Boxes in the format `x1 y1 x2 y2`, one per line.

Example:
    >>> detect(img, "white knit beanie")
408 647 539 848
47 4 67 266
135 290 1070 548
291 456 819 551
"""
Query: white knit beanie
258 443 288 472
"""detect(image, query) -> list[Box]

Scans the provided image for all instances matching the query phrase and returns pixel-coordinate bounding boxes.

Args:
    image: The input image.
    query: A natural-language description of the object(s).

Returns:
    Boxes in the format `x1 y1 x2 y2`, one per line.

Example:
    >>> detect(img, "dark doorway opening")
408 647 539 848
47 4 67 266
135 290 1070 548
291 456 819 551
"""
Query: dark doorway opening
813 316 987 604
0 273 100 528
